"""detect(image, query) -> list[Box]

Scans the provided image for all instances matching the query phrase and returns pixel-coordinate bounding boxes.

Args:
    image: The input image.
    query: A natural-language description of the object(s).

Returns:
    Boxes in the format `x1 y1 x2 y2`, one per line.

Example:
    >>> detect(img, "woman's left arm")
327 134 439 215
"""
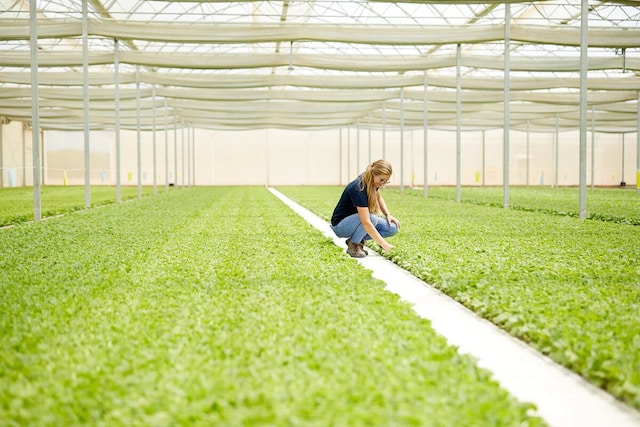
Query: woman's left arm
378 193 400 229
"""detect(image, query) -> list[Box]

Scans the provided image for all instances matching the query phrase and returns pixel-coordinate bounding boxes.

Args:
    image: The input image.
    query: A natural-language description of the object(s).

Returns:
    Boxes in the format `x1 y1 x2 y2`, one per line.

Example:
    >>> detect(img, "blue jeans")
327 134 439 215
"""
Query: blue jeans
331 213 398 244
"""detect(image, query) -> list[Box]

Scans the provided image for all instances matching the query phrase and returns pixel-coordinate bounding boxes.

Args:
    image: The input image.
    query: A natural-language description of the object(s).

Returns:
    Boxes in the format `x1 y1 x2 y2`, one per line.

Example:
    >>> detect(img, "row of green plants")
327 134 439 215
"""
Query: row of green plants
276 186 640 412
0 187 544 426
418 186 640 225
0 186 156 227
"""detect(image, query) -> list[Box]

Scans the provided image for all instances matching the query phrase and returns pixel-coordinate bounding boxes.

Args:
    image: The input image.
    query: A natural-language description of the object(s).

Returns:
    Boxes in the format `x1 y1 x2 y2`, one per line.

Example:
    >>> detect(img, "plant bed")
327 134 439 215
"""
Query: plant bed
277 185 640 411
0 187 543 426
0 186 156 227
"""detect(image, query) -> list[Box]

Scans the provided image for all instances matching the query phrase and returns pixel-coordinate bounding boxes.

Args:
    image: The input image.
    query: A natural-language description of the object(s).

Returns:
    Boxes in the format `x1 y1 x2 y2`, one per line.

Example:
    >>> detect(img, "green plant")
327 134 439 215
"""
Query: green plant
277 185 640 410
0 187 543 426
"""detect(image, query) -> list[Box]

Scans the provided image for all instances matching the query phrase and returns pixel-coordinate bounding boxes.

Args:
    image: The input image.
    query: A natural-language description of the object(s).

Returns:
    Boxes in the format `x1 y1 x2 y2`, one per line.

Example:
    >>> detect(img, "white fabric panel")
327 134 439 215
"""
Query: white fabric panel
1 10 638 133
3 19 639 48
2 71 639 92
1 51 638 74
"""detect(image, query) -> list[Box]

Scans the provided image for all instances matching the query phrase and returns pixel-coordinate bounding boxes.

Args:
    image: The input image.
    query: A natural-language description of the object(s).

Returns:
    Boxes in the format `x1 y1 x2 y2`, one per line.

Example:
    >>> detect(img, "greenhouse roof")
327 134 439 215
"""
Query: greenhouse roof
0 0 639 132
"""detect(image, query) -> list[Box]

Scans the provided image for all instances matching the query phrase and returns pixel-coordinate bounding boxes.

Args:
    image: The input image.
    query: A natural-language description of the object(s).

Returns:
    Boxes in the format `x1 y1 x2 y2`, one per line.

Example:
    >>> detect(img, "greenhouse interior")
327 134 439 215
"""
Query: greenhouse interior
1 1 640 426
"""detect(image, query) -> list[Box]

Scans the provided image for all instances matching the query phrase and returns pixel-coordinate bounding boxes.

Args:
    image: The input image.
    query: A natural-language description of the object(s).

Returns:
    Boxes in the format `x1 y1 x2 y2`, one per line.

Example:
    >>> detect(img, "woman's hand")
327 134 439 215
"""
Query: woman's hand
387 215 400 230
381 242 395 251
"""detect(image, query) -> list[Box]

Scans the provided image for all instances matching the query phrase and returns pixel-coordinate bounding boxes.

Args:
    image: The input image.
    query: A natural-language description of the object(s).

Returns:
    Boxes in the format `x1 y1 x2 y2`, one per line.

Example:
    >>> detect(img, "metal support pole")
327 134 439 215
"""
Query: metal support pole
82 0 91 208
621 134 625 185
482 130 486 186
368 111 372 164
22 125 26 185
456 44 462 202
400 87 405 193
136 67 142 199
181 121 185 188
174 120 177 188
526 121 530 187
382 101 387 159
579 0 588 218
356 119 360 171
186 125 191 187
191 127 196 186
347 126 351 179
637 92 640 194
554 114 559 187
591 106 595 190
164 99 169 192
503 3 511 209
30 0 41 220
152 85 157 194
265 130 270 187
114 39 121 202
0 120 3 188
423 72 428 197
339 128 343 185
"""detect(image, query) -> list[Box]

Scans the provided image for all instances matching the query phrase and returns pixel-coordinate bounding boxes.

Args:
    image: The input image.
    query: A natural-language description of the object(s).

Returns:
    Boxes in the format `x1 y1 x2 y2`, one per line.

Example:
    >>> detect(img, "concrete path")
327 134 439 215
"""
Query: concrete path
270 187 640 427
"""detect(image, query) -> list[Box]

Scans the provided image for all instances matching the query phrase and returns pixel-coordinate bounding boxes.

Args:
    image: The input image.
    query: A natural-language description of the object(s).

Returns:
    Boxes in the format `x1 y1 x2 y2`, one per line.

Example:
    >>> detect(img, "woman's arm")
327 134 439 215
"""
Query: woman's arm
357 206 394 251
377 194 401 229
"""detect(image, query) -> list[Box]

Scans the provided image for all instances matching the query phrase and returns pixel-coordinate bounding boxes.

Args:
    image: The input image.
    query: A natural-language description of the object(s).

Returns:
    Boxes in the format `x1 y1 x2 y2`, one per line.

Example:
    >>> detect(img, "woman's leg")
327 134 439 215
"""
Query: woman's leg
331 213 365 241
331 214 398 243
369 215 399 240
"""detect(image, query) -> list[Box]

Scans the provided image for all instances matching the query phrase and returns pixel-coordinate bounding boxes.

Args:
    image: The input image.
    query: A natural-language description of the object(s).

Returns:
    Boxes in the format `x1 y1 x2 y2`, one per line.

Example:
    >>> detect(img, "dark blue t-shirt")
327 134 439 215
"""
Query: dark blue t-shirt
331 176 374 226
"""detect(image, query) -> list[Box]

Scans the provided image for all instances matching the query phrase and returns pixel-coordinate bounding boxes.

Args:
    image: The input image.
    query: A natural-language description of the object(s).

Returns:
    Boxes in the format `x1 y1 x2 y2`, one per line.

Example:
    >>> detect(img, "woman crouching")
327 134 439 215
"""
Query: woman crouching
330 159 400 258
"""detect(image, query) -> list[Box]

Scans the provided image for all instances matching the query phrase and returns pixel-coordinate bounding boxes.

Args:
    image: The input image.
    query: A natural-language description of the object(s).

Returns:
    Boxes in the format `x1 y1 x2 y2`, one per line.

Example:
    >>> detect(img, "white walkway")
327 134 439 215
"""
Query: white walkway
270 187 640 427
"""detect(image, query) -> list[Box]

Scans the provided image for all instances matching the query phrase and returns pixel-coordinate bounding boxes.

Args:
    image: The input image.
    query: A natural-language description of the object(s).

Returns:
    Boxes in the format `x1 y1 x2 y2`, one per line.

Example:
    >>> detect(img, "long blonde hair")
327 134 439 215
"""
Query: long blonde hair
359 159 393 214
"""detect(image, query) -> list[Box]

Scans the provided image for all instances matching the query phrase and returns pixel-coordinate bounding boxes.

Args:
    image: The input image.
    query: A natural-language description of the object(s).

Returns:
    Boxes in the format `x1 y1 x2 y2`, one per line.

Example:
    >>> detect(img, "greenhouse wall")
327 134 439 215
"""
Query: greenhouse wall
0 121 637 188
0 121 34 187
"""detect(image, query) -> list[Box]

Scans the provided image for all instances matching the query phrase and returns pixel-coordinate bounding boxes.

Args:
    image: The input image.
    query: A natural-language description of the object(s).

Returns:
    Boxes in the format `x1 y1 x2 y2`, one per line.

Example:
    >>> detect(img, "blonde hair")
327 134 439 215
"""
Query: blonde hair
359 159 393 214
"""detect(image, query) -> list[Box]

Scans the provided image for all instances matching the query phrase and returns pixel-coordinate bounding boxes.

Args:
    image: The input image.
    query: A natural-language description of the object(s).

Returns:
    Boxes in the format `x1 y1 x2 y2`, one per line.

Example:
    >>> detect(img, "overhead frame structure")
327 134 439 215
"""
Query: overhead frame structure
0 0 639 132
0 0 639 218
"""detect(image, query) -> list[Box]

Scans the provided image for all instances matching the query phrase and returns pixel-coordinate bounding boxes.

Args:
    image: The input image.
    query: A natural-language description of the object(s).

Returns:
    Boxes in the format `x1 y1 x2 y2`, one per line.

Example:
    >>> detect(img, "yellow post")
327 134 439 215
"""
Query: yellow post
63 170 68 186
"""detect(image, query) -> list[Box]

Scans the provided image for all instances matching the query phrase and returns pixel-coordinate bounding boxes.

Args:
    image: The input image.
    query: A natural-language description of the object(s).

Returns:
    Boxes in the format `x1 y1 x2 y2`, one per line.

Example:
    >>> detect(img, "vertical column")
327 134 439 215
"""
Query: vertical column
347 126 351 180
152 85 157 194
181 120 185 189
455 44 461 202
265 129 270 187
367 111 372 164
22 124 26 185
82 0 91 208
591 106 595 189
0 119 3 187
526 121 530 187
136 67 142 199
620 134 625 186
554 114 559 187
637 92 639 193
503 3 511 209
382 101 387 159
174 120 177 188
30 0 41 220
482 130 486 186
186 125 191 187
164 99 169 192
400 87 405 193
191 127 194 186
339 128 343 185
423 72 428 197
578 0 588 218
356 119 360 172
114 39 121 202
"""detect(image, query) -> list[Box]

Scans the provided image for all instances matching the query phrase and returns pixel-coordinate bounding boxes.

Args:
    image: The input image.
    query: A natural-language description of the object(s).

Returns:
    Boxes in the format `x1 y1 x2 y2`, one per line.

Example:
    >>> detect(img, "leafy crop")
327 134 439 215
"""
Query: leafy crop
277 185 640 411
0 187 543 426
0 186 155 227
418 186 640 225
